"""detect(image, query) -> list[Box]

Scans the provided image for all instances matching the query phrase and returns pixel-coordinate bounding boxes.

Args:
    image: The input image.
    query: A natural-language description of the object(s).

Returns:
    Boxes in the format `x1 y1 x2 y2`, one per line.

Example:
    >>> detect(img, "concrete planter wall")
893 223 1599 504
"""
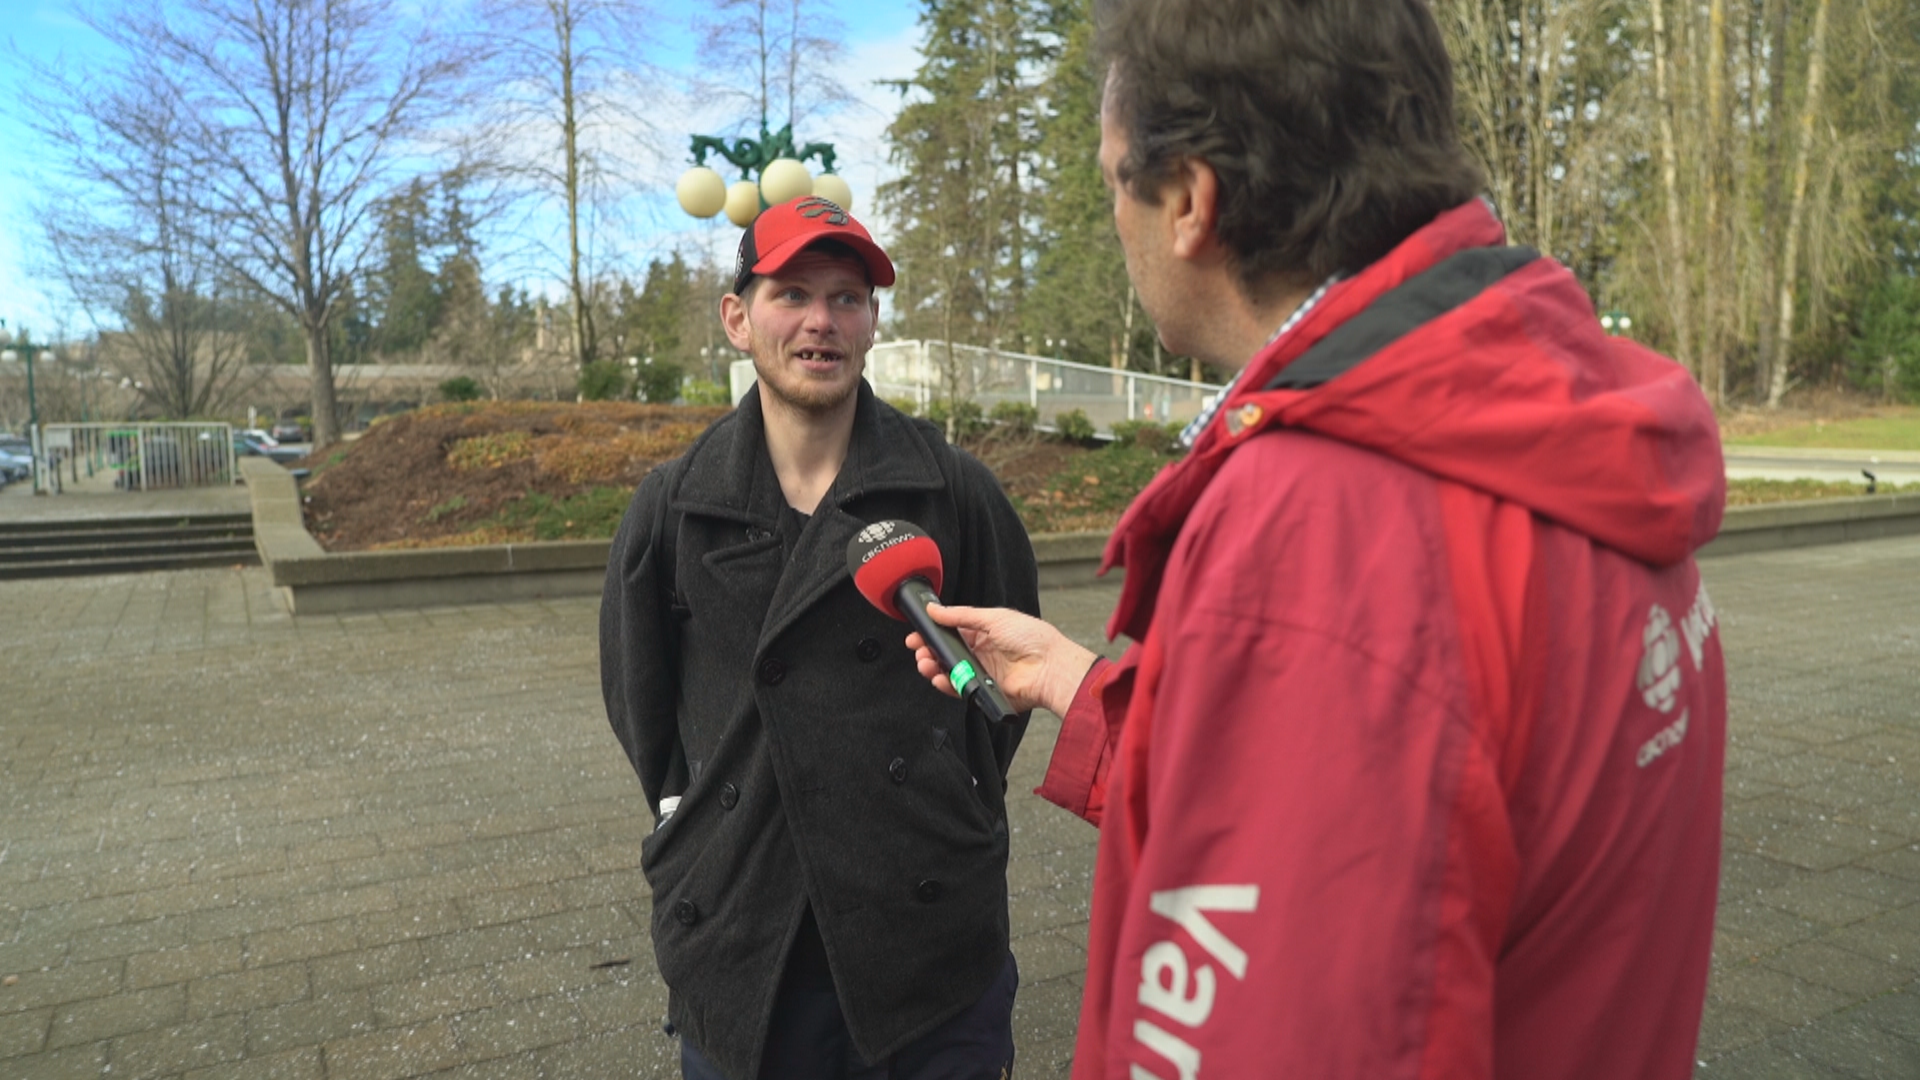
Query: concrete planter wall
242 459 1920 615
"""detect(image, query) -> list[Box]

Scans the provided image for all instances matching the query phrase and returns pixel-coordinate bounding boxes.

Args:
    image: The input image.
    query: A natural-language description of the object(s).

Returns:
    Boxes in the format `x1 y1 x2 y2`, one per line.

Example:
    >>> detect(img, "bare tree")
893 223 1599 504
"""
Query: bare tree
475 0 660 375
54 0 468 448
1767 0 1832 405
697 0 853 135
25 39 257 420
1439 0 1633 272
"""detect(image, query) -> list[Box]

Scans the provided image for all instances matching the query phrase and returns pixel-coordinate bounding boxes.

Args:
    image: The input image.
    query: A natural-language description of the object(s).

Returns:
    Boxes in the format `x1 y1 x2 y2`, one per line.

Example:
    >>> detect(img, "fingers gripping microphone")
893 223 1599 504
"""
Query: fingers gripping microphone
846 520 1019 724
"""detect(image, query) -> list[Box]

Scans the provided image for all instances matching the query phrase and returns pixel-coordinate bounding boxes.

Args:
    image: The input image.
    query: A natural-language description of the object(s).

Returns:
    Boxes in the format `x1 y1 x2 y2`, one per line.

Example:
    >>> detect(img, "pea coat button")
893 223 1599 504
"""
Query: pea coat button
674 899 700 925
888 757 908 783
856 638 882 662
719 783 739 809
914 879 944 903
758 658 786 685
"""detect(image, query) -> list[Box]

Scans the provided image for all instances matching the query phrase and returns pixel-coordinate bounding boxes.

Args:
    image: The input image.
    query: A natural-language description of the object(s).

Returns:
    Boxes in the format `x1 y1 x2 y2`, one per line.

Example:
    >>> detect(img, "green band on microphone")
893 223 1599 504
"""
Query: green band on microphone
950 660 977 695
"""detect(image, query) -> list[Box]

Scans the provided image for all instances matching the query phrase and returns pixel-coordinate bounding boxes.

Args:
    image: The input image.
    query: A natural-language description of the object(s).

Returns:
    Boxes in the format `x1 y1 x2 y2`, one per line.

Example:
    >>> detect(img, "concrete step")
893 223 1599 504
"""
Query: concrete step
0 512 257 579
0 549 259 580
0 512 253 538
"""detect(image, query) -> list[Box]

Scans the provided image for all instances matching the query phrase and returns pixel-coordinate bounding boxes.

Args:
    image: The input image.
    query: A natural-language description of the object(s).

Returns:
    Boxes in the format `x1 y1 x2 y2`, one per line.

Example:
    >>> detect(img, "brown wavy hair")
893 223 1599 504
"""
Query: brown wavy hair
1098 0 1485 299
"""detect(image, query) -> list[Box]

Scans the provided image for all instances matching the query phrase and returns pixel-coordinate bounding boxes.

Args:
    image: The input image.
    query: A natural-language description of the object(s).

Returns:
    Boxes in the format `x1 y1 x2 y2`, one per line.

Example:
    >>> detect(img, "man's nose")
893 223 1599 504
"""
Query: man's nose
801 296 837 331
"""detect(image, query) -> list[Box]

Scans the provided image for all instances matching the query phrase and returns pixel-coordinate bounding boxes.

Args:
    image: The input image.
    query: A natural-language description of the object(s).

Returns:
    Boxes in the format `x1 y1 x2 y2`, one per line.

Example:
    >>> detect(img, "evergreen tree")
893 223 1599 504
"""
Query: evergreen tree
1021 0 1155 374
881 0 1051 352
366 180 444 356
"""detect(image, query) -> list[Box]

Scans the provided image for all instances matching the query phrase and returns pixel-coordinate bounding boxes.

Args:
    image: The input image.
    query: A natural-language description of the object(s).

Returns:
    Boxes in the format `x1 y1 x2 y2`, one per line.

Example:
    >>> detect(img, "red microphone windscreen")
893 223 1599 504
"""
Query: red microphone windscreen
847 522 944 620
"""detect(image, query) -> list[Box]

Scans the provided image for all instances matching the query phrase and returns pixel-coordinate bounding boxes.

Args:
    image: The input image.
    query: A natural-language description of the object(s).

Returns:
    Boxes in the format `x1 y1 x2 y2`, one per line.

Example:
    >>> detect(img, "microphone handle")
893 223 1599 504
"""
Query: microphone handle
895 577 1020 724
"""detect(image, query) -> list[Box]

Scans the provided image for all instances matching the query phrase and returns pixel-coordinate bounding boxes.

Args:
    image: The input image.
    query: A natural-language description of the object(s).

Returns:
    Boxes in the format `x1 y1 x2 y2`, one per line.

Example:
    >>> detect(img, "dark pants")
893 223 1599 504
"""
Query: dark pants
681 916 1018 1080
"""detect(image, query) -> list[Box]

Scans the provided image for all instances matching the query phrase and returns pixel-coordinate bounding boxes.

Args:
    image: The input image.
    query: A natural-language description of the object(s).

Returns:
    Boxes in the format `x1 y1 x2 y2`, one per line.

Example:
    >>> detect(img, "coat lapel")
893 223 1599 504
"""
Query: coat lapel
756 382 947 651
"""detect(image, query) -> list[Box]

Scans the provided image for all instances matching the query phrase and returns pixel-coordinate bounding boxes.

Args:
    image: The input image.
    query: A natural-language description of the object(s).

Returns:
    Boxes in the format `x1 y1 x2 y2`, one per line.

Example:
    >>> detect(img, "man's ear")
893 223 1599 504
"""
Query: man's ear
720 292 752 352
1168 157 1221 262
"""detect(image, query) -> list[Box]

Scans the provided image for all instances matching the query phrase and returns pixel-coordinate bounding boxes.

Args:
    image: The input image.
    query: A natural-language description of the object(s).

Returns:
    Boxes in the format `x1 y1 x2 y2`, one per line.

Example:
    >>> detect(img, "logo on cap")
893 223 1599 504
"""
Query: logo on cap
796 196 848 225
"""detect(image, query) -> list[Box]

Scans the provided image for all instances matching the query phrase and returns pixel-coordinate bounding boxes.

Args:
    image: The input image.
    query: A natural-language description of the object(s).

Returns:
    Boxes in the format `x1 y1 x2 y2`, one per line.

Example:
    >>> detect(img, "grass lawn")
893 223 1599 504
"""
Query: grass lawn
1726 477 1907 506
1722 409 1920 451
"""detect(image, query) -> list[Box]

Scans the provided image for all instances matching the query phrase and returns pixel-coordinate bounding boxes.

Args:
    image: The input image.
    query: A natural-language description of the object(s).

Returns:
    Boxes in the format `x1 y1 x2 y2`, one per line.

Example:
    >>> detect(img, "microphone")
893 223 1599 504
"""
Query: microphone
846 520 1020 724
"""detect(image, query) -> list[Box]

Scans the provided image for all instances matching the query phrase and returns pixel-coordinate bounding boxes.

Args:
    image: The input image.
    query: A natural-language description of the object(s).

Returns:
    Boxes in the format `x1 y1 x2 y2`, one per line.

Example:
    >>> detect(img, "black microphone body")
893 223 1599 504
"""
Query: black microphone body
893 577 1020 724
846 520 1021 725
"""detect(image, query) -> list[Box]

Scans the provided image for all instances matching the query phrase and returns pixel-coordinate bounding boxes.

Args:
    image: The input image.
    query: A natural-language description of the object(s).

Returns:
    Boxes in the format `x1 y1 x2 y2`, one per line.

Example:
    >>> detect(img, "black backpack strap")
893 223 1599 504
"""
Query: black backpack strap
649 455 687 614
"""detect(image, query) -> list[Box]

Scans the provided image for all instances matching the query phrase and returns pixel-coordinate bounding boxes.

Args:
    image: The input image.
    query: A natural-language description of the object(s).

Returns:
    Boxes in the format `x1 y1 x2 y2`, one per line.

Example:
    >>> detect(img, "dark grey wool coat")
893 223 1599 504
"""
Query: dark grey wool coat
599 381 1041 1080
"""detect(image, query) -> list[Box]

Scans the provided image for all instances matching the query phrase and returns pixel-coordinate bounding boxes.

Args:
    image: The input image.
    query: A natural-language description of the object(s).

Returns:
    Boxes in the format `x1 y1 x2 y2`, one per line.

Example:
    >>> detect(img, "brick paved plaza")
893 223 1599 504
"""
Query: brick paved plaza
2 535 1918 1078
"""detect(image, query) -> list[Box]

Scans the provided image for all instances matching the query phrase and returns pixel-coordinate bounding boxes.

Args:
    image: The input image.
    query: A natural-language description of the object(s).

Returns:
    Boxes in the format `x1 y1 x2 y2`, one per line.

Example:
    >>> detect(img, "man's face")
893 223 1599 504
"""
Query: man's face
723 248 879 417
1099 73 1186 356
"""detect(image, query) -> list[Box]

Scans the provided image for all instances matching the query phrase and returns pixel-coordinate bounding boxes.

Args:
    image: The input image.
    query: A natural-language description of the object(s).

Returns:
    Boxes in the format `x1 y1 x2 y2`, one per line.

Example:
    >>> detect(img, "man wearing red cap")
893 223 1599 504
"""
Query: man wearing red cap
600 195 1040 1080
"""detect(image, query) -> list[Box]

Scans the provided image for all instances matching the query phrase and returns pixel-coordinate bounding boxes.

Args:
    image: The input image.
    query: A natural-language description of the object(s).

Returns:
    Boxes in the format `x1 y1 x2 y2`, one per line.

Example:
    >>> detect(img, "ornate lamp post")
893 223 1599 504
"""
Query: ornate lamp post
674 121 854 226
1599 309 1633 336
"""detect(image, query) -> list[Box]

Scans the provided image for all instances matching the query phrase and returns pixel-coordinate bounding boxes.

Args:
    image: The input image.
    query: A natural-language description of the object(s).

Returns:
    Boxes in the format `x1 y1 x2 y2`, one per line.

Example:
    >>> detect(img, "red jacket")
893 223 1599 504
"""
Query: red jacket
1039 201 1727 1079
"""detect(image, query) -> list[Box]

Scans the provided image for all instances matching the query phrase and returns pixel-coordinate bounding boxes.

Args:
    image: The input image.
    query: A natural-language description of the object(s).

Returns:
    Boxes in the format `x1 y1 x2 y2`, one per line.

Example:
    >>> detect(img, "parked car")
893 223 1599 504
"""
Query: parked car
269 420 309 444
239 428 280 447
0 440 32 484
234 434 306 466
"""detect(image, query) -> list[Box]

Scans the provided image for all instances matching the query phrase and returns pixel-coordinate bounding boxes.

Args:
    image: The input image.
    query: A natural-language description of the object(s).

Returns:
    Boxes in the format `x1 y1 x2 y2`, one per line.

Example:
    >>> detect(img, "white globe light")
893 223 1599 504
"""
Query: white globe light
759 158 814 206
676 166 727 218
1619 316 1632 330
812 173 854 212
724 180 762 227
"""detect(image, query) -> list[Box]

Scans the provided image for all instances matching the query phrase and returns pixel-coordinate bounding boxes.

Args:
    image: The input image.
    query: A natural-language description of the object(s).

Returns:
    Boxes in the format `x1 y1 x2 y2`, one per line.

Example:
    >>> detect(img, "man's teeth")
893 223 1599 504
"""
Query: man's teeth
798 350 839 361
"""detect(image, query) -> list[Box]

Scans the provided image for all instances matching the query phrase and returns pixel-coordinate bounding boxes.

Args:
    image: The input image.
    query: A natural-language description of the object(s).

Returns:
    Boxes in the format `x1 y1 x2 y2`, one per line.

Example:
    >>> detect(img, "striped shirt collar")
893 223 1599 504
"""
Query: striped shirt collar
1179 276 1339 449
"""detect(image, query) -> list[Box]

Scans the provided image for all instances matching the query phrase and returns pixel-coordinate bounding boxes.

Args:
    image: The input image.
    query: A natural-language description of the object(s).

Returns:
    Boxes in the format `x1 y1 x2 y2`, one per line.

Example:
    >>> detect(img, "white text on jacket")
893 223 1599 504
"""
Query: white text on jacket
1131 884 1260 1080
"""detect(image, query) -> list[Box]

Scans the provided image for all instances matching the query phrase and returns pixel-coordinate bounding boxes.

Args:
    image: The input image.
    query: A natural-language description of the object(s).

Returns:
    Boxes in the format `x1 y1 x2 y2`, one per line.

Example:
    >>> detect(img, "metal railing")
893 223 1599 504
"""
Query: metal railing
729 340 1227 436
32 422 236 495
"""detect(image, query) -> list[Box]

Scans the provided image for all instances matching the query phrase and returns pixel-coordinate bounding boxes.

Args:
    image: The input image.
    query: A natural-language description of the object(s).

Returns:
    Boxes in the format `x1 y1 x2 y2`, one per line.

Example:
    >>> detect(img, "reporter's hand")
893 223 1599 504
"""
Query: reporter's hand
905 603 1097 716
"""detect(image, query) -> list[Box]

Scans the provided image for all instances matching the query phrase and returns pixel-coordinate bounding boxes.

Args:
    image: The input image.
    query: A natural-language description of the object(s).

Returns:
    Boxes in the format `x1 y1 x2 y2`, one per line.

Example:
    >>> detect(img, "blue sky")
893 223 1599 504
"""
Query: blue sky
0 0 926 342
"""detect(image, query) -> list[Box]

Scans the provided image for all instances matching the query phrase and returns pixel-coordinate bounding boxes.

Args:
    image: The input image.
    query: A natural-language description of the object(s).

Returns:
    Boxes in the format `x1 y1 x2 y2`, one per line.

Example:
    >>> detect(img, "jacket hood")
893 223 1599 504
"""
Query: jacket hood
1234 200 1725 567
1103 200 1724 641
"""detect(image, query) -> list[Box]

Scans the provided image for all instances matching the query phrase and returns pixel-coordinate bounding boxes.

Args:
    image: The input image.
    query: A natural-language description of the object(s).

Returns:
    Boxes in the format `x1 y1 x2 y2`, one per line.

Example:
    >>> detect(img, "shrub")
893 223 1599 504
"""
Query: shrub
438 376 484 402
1109 419 1178 453
885 395 923 417
1847 273 1920 402
683 379 731 406
578 360 629 402
633 360 685 404
927 397 989 438
989 400 1039 435
423 494 468 523
1052 408 1097 444
447 431 533 471
483 487 634 541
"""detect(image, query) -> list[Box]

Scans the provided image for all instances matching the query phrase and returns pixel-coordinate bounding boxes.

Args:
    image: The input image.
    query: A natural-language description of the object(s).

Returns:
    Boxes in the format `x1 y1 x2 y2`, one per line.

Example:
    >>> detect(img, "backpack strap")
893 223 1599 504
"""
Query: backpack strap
649 454 688 615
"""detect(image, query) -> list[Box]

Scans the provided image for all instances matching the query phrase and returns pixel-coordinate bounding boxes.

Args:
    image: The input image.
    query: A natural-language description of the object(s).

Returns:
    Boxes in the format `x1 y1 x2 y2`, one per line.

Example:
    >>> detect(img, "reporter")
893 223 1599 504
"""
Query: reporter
904 2 1728 1077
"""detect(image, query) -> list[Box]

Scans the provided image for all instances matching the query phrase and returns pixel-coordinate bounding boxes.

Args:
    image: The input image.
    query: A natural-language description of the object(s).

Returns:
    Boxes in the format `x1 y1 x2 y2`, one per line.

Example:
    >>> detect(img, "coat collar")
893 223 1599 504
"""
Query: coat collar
671 379 951 654
671 379 947 527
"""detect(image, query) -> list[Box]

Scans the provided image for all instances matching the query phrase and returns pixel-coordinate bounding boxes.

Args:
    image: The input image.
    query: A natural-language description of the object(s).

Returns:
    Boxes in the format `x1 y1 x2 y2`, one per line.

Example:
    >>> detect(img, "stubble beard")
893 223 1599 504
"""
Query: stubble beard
752 342 864 418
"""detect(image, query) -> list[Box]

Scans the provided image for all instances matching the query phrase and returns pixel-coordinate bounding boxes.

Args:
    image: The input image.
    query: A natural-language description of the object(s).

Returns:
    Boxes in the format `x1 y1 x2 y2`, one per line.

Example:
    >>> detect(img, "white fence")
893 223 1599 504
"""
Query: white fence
730 340 1227 436
32 422 236 495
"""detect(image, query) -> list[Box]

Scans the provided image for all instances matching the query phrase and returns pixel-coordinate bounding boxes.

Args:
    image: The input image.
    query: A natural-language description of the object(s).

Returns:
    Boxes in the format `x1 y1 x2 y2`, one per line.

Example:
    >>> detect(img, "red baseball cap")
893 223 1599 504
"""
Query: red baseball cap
732 195 896 295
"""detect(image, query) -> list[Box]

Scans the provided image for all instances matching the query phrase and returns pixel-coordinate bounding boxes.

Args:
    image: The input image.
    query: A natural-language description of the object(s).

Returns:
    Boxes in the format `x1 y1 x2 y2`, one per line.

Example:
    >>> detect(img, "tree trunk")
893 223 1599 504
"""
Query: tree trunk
560 1 592 373
307 317 339 448
1755 0 1792 392
1768 0 1830 408
1699 0 1728 405
1651 0 1696 378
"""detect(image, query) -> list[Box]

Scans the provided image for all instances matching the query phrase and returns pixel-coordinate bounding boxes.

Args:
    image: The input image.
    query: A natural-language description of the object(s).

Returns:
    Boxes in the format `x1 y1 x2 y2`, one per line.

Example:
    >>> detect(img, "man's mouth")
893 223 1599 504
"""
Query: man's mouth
795 348 844 363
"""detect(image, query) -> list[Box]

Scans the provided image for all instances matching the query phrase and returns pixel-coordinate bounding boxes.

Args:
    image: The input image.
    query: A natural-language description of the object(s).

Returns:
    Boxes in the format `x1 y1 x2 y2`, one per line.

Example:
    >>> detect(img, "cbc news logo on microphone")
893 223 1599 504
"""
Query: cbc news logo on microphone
856 522 896 544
